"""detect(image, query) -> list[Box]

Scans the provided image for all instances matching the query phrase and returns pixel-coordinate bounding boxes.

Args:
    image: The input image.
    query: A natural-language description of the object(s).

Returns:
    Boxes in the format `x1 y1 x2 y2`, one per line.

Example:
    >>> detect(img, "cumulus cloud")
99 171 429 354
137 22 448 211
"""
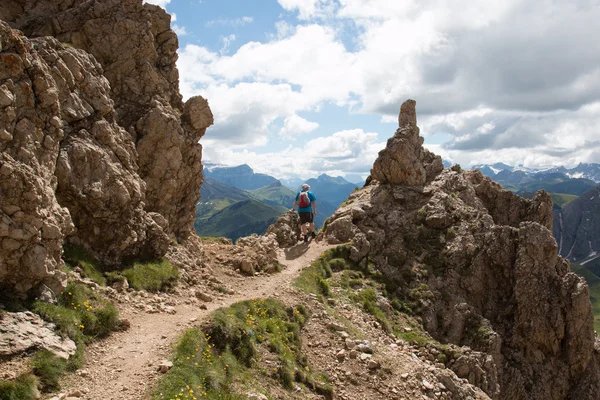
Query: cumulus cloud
203 129 384 179
172 24 188 36
280 114 319 137
179 0 600 171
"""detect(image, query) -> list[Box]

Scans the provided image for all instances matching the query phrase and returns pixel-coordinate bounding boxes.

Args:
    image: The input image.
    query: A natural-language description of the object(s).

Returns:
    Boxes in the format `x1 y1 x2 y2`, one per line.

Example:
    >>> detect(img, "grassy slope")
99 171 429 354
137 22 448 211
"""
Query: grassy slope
195 200 285 241
248 184 296 208
518 178 596 196
550 193 579 207
572 263 600 332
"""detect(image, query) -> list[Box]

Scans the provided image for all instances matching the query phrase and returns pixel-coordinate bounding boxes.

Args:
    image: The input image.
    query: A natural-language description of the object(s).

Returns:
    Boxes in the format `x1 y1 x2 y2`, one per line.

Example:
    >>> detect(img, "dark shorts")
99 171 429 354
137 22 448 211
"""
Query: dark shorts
299 212 314 224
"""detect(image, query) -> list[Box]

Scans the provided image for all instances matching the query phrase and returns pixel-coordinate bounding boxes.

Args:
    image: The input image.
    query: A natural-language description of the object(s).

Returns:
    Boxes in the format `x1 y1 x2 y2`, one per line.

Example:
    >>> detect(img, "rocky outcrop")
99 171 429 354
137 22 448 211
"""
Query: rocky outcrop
0 0 213 295
0 311 77 360
553 185 600 263
324 100 600 399
265 211 301 248
2 0 213 239
371 99 443 185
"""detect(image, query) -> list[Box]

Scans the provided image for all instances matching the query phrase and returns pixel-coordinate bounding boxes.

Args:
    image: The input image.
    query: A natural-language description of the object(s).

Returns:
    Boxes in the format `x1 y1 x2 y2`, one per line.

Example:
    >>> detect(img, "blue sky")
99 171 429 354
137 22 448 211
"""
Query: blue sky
146 0 600 180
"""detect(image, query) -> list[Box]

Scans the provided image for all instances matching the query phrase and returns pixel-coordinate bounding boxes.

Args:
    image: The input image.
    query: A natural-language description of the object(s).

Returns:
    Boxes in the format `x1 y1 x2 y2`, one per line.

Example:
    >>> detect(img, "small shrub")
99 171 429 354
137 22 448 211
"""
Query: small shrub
31 351 67 392
121 260 179 292
0 374 38 400
328 258 347 272
317 277 330 297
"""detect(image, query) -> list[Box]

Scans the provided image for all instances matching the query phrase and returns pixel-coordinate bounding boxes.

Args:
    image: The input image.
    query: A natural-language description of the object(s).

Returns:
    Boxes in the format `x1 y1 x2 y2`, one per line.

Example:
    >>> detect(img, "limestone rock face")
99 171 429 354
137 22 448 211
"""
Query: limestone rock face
2 0 213 239
371 99 443 185
0 0 213 295
0 23 75 294
324 100 600 400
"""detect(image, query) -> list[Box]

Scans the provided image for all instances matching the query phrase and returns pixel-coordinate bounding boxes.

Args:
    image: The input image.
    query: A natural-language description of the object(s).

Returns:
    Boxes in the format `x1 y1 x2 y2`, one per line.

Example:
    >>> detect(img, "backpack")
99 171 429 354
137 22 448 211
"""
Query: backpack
298 192 311 208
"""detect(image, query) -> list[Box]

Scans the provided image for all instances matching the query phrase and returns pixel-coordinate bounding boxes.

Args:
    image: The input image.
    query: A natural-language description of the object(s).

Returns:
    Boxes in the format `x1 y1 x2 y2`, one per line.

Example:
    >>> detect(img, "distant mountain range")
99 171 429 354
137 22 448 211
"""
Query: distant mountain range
470 163 600 207
204 164 278 190
195 166 360 241
471 162 600 185
472 162 600 289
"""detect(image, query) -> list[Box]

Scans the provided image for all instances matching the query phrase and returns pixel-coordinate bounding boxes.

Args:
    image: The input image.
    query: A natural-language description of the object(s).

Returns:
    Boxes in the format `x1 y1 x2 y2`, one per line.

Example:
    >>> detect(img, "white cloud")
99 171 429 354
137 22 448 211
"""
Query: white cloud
203 129 384 179
178 0 600 172
220 34 236 55
143 0 170 9
172 24 188 36
280 114 319 137
277 0 336 20
205 16 254 27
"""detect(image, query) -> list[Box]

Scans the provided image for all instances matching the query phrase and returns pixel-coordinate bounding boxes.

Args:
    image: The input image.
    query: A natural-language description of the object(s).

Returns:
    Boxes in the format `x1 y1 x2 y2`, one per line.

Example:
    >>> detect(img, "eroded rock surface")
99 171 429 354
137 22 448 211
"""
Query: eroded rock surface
265 211 301 248
371 99 443 185
0 1 213 295
0 311 77 360
324 100 600 400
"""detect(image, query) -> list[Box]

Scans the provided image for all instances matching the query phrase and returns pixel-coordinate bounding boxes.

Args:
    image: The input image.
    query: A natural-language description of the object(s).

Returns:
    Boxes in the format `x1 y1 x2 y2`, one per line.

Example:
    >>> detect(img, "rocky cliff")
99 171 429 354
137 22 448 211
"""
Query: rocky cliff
323 100 600 399
0 0 213 295
553 185 600 264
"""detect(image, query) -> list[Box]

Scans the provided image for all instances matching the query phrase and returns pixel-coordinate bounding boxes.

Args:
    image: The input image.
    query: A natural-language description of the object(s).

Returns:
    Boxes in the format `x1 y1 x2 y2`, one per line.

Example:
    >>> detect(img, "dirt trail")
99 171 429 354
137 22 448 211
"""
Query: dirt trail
58 241 333 400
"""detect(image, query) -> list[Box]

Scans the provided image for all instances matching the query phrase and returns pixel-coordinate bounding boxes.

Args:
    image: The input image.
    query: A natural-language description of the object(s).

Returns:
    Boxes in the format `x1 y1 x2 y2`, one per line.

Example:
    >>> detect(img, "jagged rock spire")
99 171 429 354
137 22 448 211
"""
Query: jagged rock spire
370 99 442 185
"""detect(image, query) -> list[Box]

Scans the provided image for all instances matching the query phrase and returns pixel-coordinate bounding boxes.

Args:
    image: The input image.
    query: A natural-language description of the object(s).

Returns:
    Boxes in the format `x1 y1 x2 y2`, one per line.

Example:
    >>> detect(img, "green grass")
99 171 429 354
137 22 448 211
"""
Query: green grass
33 281 120 374
0 375 38 400
34 282 120 343
295 245 439 348
63 244 106 286
351 288 391 332
118 260 179 292
31 351 67 392
154 298 331 400
20 282 122 393
551 193 579 207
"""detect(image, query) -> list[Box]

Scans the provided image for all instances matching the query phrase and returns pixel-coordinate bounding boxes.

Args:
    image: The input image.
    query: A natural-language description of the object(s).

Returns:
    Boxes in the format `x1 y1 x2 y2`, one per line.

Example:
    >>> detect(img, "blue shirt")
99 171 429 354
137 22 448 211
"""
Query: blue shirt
296 191 316 213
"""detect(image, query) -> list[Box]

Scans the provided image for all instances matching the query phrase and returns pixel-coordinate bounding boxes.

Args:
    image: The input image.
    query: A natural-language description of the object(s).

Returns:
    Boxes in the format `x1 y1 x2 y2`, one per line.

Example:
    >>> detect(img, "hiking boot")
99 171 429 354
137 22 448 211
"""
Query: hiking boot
311 231 316 239
304 234 309 243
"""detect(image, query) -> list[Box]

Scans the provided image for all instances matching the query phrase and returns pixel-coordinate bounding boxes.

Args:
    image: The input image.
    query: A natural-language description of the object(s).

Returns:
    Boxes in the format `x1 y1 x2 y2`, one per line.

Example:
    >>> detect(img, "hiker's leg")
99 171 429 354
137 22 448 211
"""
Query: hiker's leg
309 222 315 233
301 223 307 235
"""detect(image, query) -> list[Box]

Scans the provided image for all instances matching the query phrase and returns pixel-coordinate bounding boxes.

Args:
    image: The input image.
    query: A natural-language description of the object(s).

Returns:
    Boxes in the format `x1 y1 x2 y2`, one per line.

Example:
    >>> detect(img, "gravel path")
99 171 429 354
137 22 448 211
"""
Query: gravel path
57 240 333 400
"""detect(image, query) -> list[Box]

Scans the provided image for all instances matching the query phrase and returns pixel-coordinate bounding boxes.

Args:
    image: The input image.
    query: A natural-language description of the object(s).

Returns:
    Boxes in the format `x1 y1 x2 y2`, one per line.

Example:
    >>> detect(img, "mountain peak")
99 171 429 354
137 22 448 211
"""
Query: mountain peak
370 99 443 185
267 180 282 188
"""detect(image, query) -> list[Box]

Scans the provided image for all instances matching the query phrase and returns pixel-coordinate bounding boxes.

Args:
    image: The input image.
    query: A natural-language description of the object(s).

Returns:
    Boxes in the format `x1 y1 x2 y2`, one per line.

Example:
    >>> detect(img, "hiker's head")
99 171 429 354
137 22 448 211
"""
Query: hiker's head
301 184 310 191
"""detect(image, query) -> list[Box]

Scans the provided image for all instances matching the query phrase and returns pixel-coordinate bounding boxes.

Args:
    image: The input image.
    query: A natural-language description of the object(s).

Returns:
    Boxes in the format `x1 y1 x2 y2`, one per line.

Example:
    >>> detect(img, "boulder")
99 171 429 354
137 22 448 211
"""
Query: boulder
0 311 77 360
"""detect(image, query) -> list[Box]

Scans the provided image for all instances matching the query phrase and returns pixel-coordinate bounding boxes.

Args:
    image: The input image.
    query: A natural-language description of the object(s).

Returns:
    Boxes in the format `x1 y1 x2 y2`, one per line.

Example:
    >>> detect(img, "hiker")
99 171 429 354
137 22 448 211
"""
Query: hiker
291 183 317 243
